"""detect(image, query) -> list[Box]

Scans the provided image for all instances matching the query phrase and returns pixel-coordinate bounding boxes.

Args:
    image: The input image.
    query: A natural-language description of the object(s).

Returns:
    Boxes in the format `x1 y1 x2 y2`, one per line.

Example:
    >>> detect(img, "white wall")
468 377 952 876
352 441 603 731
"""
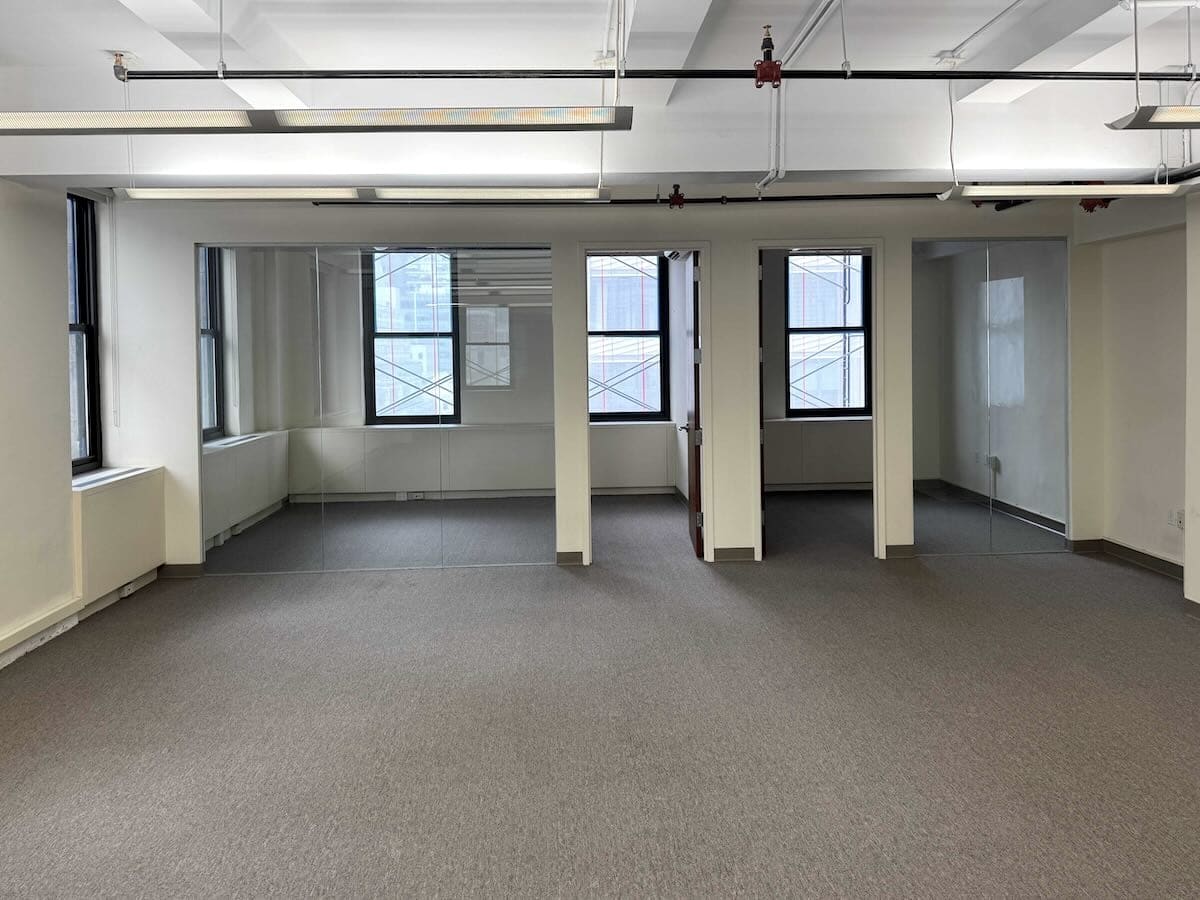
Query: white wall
1101 228 1187 564
0 180 75 653
108 196 1077 564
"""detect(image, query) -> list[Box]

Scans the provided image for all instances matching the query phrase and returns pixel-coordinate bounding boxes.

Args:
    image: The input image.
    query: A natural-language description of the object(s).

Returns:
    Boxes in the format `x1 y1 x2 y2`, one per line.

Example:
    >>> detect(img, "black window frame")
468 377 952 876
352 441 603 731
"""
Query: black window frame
68 194 102 474
361 249 462 425
199 246 226 442
586 254 671 423
785 252 872 419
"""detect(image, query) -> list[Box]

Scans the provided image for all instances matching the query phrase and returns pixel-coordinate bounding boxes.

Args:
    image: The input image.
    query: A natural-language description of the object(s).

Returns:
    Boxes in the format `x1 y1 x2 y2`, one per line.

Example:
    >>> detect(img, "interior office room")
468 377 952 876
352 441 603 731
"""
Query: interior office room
2 1 1200 896
760 248 876 559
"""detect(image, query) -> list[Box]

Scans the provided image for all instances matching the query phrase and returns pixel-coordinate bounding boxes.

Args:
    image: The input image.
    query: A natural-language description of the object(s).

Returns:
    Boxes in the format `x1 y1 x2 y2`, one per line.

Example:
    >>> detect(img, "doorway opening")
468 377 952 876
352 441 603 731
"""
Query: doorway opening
587 249 703 563
758 248 876 560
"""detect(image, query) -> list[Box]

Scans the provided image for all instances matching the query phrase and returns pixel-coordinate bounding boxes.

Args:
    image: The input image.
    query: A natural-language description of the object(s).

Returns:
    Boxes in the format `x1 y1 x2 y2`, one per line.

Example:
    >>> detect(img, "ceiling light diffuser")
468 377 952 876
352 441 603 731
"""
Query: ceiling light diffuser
0 109 252 134
122 187 360 200
1107 105 1200 129
275 107 632 132
961 183 1182 199
0 106 633 135
373 187 608 201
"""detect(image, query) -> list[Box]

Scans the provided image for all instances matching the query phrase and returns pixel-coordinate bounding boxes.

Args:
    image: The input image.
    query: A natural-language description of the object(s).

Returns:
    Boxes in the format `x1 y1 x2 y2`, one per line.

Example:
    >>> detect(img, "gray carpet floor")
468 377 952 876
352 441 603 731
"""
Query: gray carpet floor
913 487 1067 556
204 497 559 573
2 495 1198 897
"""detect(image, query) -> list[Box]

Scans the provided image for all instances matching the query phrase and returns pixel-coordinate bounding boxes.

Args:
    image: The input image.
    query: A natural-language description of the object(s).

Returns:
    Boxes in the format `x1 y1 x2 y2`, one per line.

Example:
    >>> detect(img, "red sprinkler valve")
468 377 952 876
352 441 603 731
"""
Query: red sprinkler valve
668 184 685 209
755 25 782 88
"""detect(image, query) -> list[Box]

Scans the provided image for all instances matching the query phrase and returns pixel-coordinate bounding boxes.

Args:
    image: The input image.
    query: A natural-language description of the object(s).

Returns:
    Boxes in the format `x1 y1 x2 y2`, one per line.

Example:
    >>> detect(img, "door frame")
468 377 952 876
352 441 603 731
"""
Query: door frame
578 241 713 561
752 237 885 559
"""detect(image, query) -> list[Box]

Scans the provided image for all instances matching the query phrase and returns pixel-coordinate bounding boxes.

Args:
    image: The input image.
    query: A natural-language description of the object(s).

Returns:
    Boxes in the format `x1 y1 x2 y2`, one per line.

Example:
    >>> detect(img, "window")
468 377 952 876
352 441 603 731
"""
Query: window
786 252 871 417
68 195 101 473
362 250 459 423
464 306 510 388
198 247 225 441
586 254 669 420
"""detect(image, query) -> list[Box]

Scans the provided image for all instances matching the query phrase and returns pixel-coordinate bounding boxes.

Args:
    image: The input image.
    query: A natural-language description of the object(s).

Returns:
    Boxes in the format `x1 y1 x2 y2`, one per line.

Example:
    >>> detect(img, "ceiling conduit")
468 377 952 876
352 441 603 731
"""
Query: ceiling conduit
120 67 1200 82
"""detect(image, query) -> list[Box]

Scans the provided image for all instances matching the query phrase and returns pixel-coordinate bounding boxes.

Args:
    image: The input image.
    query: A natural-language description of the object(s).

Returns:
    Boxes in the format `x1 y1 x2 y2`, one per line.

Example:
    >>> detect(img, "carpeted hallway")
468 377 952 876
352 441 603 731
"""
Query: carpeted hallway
1 495 1198 897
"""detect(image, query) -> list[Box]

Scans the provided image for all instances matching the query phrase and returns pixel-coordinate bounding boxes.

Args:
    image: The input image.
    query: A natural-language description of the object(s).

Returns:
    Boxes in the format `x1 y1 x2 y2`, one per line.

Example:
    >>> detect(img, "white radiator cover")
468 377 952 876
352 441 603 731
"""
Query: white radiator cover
72 467 166 605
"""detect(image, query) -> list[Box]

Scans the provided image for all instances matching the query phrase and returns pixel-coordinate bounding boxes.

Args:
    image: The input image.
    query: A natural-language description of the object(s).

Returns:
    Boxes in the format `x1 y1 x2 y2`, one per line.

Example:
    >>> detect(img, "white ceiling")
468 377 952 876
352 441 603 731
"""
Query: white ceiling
1 0 1197 189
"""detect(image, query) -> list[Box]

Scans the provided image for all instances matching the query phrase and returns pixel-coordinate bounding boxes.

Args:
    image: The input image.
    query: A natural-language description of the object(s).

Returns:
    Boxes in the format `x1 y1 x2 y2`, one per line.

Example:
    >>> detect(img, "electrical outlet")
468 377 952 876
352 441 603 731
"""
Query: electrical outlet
409 491 425 501
1176 509 1186 530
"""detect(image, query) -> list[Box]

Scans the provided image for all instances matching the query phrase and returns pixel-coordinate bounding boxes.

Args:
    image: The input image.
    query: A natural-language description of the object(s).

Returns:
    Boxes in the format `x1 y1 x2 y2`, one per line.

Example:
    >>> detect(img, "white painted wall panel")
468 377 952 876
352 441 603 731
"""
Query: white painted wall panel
1101 228 1186 564
0 180 74 653
590 423 675 490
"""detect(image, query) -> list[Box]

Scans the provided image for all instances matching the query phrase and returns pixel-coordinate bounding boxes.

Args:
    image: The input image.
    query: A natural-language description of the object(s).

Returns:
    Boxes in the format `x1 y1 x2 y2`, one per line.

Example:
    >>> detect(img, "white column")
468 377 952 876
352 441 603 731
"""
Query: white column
1067 241 1105 543
1184 197 1200 600
878 234 913 556
551 240 592 564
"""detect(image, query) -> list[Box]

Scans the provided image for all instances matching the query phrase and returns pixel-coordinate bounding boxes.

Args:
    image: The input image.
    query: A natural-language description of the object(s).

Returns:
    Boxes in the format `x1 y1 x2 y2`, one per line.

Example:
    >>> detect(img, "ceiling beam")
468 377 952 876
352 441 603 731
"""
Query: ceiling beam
958 0 1179 103
114 0 310 108
622 0 718 105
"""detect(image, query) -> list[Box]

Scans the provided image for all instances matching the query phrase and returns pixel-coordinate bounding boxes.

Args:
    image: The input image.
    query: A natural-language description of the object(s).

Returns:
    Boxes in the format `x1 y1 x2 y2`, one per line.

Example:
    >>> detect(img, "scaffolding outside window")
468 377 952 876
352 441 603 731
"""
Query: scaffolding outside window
786 252 871 417
586 254 669 421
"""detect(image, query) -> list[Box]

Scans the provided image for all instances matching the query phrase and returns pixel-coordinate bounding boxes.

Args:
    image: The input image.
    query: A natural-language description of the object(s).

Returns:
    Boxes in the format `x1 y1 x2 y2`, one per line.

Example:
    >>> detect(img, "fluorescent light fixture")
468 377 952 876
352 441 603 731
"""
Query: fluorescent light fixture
1118 0 1200 8
0 106 632 135
961 183 1182 199
123 187 360 200
374 187 607 202
1108 105 1200 129
274 106 632 132
0 109 252 134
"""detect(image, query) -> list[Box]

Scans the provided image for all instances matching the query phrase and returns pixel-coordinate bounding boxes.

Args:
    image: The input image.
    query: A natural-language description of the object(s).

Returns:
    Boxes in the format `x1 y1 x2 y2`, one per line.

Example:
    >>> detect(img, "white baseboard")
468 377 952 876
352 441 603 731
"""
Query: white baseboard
0 613 78 671
0 567 159 671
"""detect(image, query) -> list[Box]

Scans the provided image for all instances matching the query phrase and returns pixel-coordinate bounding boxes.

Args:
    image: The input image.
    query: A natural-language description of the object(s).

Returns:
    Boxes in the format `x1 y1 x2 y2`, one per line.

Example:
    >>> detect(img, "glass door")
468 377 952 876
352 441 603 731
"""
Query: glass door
912 241 993 554
911 239 1069 556
983 240 1069 554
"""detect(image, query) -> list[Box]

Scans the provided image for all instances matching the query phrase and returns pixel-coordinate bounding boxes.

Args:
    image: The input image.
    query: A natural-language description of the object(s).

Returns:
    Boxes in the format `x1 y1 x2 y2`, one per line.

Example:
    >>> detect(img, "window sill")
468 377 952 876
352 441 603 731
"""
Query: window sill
204 433 264 449
298 422 554 431
72 466 158 491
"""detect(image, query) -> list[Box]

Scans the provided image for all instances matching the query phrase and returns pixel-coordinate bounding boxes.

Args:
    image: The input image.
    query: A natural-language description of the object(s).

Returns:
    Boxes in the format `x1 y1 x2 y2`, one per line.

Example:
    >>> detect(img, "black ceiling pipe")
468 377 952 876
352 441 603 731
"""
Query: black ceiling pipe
125 67 1200 83
310 192 942 208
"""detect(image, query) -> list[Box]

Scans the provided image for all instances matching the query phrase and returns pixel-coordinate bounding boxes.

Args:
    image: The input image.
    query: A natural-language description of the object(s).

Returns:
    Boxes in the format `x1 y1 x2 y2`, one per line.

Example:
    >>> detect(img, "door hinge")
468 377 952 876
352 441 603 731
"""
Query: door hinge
759 346 764 364
696 511 704 528
757 263 763 280
760 428 765 446
693 264 701 283
693 347 702 365
694 426 703 447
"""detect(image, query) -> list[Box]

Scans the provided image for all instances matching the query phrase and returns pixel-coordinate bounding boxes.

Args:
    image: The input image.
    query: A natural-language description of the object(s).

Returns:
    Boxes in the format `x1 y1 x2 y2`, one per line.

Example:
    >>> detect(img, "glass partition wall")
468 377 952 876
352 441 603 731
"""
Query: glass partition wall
911 239 1069 556
200 245 555 573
